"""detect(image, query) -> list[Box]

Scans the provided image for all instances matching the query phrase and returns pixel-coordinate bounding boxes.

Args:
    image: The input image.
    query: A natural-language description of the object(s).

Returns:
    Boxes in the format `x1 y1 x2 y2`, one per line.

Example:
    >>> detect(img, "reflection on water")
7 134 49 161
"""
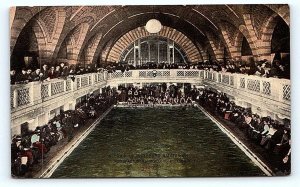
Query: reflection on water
51 107 265 177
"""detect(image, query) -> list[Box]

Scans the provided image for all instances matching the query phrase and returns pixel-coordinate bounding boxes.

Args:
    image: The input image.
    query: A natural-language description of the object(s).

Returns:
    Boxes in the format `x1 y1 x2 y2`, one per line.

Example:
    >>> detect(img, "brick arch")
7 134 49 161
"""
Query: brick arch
79 32 103 65
106 26 202 63
10 7 16 30
265 5 289 27
10 17 47 69
37 7 66 62
73 13 97 26
12 17 47 60
32 19 48 60
10 7 66 64
241 5 289 61
102 40 115 63
57 22 90 64
201 41 217 62
238 24 259 58
40 8 66 40
232 31 244 60
218 22 242 60
276 5 290 27
10 7 46 54
52 13 97 63
205 32 232 62
195 42 207 61
259 13 288 60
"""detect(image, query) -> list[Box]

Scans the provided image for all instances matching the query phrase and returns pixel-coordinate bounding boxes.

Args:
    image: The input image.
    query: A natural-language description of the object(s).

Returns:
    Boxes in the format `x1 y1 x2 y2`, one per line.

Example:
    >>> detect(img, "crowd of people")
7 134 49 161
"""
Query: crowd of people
196 88 291 174
116 83 198 106
196 59 290 79
10 63 103 84
10 58 290 85
11 88 117 177
105 59 290 79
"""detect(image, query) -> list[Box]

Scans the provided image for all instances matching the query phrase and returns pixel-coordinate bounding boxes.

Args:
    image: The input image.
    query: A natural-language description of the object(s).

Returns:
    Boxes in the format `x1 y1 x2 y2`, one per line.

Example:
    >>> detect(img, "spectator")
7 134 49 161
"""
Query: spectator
31 68 41 81
41 64 48 80
48 66 56 79
54 66 61 78
11 90 117 177
15 68 28 83
10 70 16 84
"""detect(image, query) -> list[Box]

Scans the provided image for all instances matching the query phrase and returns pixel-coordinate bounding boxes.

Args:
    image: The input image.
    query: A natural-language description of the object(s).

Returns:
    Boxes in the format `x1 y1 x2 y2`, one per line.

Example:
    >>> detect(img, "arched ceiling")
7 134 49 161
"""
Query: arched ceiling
11 4 289 65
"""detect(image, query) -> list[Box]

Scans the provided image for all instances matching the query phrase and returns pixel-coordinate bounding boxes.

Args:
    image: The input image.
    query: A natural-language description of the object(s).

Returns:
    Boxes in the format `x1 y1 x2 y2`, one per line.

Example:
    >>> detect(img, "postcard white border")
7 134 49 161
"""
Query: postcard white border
1 0 299 187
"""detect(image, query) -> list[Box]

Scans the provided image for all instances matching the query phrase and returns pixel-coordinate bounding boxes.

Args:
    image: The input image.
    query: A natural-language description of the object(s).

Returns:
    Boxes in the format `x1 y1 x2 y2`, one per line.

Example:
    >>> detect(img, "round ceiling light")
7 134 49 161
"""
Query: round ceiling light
145 19 162 34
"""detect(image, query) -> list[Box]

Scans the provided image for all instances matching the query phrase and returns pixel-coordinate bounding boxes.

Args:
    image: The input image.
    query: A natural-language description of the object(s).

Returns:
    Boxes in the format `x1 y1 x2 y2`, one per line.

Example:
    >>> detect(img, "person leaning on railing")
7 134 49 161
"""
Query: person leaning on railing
10 59 291 86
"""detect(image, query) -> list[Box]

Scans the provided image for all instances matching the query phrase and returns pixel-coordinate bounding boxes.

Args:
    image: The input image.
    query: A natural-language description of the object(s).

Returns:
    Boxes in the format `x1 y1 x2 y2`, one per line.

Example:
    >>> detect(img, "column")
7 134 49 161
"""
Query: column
133 41 136 66
157 42 160 64
148 42 151 62
133 40 141 67
167 39 170 64
138 39 141 66
172 41 175 64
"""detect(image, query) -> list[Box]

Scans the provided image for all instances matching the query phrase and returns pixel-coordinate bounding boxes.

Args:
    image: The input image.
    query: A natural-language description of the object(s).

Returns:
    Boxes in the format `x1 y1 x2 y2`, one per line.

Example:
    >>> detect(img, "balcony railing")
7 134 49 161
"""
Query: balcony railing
11 72 106 111
203 70 291 104
107 69 202 80
11 69 290 113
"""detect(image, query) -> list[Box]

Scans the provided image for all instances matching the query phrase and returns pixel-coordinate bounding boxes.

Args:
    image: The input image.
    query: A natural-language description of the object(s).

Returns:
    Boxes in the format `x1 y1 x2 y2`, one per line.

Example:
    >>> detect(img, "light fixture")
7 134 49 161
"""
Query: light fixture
145 19 162 34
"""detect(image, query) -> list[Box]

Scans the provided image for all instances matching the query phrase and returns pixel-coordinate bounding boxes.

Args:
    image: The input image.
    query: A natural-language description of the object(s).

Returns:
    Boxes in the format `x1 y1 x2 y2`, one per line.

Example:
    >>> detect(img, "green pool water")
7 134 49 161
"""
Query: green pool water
51 107 265 177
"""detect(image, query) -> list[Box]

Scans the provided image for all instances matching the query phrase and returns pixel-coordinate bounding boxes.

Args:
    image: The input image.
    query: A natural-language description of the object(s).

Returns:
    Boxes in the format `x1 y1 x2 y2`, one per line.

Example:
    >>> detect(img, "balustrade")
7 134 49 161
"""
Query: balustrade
41 84 49 99
108 69 201 79
282 83 291 101
11 72 105 111
11 70 290 113
51 80 65 96
203 71 290 104
17 87 30 106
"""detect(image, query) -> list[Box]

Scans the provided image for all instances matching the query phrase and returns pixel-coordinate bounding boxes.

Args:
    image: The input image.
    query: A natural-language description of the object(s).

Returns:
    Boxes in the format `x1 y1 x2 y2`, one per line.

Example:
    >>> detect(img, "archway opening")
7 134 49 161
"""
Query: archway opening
11 22 40 71
271 16 290 65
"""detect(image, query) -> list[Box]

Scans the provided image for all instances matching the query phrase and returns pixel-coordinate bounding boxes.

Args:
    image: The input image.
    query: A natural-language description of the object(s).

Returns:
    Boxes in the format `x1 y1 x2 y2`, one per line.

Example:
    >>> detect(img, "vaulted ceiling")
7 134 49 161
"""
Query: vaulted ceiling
10 4 289 66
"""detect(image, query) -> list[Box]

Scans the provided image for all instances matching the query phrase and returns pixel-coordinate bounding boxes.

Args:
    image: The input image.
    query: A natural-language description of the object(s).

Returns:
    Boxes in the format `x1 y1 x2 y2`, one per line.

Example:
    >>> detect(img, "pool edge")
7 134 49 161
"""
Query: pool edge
195 103 274 176
39 105 114 178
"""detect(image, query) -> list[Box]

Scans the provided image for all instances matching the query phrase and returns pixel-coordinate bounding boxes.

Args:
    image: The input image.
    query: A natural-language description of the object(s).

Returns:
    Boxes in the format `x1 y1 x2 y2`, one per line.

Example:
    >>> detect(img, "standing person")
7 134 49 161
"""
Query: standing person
15 68 28 83
26 69 33 82
10 70 16 84
281 140 291 174
48 66 56 79
61 65 69 79
134 89 139 98
31 68 41 81
274 128 290 156
128 88 133 99
41 64 49 80
55 66 61 78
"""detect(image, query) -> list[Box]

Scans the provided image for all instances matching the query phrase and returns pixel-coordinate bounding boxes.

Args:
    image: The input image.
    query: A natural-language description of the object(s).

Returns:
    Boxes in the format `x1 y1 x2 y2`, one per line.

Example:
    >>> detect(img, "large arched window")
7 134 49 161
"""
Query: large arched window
119 36 188 65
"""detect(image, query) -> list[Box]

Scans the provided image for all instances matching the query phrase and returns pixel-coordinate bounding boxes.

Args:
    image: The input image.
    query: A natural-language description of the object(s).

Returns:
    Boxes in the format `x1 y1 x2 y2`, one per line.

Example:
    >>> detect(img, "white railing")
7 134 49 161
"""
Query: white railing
11 72 106 111
202 70 291 104
107 69 202 80
107 69 290 105
11 69 290 111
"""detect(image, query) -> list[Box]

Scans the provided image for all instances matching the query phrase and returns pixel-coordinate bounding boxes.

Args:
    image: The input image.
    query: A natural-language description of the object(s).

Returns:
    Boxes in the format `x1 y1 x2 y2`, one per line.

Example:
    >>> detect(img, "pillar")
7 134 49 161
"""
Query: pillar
167 39 170 64
158 42 160 64
148 42 151 62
